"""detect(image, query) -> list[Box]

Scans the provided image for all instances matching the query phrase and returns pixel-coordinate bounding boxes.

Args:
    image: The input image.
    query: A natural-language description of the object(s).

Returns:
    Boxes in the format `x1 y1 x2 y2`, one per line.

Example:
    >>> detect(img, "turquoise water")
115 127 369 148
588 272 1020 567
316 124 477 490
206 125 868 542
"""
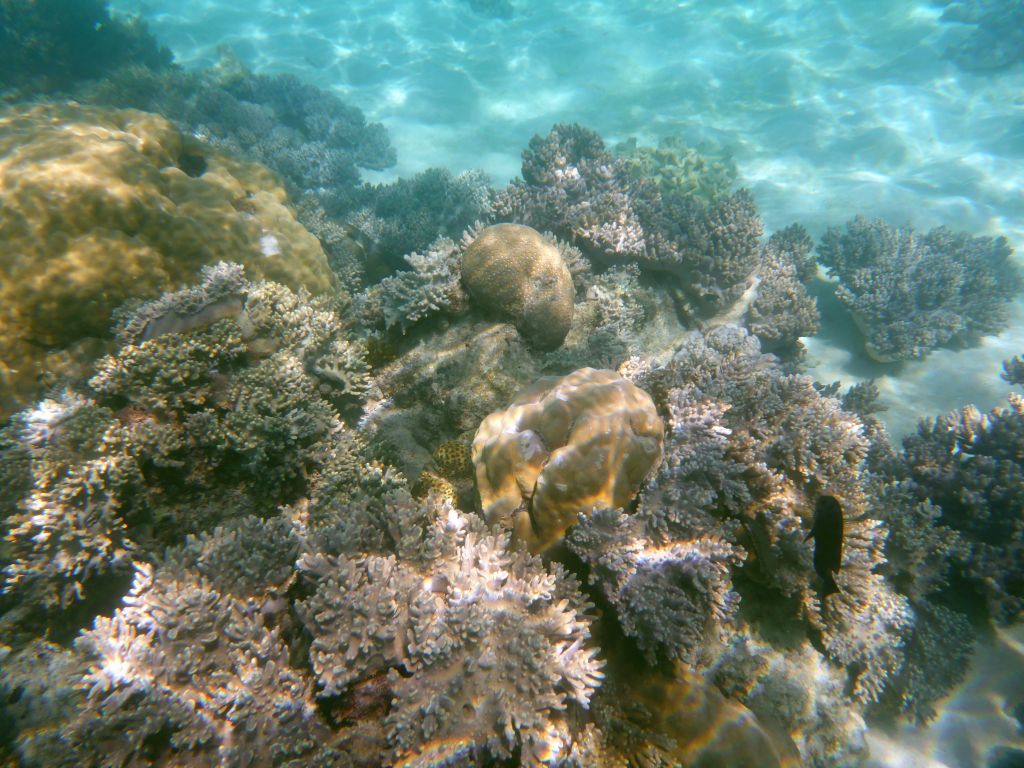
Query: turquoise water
3 1 1024 767
111 0 1024 436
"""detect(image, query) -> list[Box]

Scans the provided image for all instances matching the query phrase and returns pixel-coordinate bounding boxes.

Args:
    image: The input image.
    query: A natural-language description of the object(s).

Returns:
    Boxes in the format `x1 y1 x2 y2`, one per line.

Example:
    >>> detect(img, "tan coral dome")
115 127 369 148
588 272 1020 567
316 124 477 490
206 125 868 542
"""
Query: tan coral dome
472 367 664 553
460 222 574 351
0 101 335 419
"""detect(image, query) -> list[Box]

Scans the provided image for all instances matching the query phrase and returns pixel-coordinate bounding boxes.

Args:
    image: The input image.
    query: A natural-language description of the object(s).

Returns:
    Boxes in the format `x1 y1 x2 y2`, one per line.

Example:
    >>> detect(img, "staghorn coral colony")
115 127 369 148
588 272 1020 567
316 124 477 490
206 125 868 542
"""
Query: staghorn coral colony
1 21 1024 768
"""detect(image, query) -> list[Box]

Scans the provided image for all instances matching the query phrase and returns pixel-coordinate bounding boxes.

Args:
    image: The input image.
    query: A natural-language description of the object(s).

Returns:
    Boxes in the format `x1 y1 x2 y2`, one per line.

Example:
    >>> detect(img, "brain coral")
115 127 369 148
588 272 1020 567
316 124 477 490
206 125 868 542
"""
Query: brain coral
460 223 575 350
472 367 664 553
0 101 336 419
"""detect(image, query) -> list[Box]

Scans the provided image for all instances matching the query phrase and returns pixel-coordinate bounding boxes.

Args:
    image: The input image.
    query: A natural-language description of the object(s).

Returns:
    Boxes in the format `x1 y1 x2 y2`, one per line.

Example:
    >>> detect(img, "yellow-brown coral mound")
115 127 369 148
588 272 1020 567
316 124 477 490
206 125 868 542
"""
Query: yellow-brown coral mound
0 101 336 418
472 367 664 553
460 223 574 350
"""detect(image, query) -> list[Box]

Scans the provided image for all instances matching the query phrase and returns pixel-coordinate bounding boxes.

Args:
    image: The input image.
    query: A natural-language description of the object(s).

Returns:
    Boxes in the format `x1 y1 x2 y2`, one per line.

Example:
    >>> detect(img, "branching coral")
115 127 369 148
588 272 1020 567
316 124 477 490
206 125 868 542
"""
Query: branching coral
3 391 138 612
744 226 821 359
872 601 974 724
297 494 604 765
710 635 869 768
493 124 783 323
615 134 737 208
0 0 171 98
607 327 911 724
82 55 395 197
896 390 1024 624
70 559 334 767
566 507 743 666
2 269 363 627
817 216 1020 361
358 236 468 332
338 168 494 277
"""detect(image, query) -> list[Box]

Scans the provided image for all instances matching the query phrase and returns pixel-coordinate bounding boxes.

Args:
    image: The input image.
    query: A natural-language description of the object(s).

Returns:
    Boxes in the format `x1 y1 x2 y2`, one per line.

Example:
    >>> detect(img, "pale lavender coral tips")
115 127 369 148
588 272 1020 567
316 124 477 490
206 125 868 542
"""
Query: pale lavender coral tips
472 367 664 554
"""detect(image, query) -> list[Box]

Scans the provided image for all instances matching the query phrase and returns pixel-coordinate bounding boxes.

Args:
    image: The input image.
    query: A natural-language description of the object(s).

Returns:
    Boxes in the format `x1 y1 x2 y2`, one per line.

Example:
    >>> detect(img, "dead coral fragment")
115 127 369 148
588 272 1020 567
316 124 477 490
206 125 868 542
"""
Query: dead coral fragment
472 367 664 554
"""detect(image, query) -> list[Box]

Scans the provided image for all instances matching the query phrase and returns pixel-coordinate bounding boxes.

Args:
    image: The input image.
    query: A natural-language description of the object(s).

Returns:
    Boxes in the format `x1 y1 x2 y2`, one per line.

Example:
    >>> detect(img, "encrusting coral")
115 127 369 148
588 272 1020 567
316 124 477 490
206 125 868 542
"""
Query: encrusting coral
472 367 665 554
0 100 336 419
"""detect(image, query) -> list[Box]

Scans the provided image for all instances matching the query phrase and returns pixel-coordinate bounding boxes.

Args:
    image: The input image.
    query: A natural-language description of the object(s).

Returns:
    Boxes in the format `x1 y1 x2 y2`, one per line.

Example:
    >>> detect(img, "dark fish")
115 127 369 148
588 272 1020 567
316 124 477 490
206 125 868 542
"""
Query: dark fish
805 495 844 596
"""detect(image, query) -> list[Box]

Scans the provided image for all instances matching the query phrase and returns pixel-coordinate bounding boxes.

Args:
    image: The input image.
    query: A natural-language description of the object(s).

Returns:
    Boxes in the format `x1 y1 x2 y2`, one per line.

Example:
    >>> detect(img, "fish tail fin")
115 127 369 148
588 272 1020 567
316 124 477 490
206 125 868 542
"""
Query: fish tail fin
823 571 840 597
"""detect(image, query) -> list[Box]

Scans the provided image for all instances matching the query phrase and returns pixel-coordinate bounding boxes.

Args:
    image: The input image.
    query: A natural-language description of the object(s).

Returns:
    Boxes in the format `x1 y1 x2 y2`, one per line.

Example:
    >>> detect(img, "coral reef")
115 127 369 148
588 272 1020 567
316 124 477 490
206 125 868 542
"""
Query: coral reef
895 390 1024 624
336 168 493 279
566 506 743 666
298 497 604 765
564 326 918 763
492 123 817 355
872 601 974 724
614 134 738 208
817 216 1020 361
0 0 171 98
461 223 576 350
495 124 761 309
1 267 364 627
742 225 821 359
81 54 394 198
358 236 467 332
0 101 335 419
473 367 664 554
3 109 1016 768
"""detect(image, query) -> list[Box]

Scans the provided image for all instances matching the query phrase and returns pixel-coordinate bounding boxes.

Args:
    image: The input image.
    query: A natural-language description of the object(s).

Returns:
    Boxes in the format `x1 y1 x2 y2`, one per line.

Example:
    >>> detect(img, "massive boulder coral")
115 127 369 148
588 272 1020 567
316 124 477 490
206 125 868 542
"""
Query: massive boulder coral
817 215 1020 361
0 101 336 418
461 223 576 350
472 367 664 554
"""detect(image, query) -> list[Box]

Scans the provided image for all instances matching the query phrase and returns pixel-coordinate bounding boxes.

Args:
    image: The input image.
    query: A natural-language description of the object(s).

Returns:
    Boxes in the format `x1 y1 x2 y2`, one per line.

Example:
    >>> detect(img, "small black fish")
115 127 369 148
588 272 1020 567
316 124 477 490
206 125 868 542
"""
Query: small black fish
806 495 844 596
